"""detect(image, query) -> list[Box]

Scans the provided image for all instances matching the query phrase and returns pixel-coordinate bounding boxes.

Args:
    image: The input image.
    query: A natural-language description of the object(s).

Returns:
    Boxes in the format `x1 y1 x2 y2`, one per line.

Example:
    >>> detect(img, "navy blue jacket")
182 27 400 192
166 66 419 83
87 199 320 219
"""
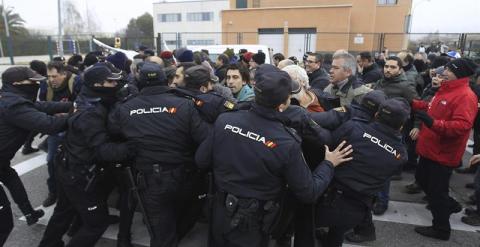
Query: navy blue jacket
195 103 334 203
309 103 374 131
0 91 70 164
331 119 407 196
110 85 209 167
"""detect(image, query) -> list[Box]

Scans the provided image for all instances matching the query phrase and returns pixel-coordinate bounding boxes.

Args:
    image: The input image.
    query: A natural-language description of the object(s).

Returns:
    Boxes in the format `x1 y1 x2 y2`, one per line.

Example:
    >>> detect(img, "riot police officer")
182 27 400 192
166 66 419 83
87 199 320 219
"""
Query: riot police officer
39 64 132 247
109 62 209 247
315 98 409 247
195 66 353 247
1 67 71 245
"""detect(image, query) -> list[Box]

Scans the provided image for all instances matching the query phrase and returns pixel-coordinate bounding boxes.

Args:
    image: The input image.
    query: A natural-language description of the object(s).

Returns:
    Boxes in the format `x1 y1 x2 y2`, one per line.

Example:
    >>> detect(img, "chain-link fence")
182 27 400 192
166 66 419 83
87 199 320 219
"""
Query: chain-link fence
2 32 480 64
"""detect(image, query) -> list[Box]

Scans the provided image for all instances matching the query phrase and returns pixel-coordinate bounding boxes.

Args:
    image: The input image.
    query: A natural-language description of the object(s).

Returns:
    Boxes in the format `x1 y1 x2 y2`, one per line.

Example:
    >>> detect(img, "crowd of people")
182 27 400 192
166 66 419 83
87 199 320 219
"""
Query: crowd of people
0 43 479 247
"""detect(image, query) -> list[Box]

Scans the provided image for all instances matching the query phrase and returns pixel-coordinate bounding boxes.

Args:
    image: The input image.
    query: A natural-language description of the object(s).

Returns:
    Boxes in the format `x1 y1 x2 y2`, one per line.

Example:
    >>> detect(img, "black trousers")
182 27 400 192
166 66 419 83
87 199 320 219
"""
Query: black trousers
139 166 201 247
415 157 454 233
210 193 268 247
39 165 110 247
0 186 14 246
315 193 369 247
0 164 35 216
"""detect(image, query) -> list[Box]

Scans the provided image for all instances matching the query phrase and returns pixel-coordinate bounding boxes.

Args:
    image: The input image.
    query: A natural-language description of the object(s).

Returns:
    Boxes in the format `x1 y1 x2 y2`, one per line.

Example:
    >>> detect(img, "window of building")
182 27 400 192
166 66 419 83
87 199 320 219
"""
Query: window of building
187 40 215 46
236 0 247 8
187 12 214 22
377 0 398 5
157 13 181 23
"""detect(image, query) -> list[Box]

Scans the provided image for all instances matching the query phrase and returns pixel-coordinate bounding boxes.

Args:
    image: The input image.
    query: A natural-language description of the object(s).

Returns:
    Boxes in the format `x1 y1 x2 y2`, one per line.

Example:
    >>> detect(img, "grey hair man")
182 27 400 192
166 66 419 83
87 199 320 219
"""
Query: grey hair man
324 52 372 106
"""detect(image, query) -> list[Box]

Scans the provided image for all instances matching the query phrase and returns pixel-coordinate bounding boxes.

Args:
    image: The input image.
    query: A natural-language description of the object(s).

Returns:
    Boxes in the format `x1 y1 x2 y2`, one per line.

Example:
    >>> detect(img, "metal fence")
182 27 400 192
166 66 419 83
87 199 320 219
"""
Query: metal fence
2 32 480 64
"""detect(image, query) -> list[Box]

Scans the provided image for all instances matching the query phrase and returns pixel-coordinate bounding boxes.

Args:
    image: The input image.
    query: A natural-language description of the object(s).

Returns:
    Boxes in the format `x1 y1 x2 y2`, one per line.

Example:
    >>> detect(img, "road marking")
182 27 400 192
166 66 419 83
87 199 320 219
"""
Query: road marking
12 153 47 176
373 200 480 232
466 139 473 154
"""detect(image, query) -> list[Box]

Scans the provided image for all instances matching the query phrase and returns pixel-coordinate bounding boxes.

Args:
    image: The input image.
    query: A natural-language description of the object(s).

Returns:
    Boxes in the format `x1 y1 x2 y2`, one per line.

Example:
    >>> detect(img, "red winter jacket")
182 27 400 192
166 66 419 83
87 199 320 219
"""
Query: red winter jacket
412 77 478 167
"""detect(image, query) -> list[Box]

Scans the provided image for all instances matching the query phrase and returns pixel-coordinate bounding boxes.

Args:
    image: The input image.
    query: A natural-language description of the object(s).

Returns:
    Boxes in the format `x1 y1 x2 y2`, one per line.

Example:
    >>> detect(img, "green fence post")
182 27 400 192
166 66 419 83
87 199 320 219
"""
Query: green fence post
47 36 54 61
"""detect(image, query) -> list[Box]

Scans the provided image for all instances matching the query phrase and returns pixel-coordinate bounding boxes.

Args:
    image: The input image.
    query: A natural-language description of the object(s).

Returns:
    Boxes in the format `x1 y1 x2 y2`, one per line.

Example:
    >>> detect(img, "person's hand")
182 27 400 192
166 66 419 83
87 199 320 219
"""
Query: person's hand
409 128 420 140
415 111 434 128
324 141 353 167
469 154 480 168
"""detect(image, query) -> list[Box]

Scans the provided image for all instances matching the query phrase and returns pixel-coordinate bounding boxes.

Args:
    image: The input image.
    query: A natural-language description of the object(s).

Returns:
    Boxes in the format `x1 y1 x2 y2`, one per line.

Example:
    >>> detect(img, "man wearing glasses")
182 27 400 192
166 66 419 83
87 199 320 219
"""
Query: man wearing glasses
305 53 330 90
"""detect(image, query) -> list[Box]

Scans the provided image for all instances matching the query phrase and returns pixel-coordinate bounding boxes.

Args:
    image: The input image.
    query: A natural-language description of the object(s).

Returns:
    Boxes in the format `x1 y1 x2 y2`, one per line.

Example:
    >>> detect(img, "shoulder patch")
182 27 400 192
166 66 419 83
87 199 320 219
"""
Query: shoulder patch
223 100 235 110
333 106 346 112
284 126 301 143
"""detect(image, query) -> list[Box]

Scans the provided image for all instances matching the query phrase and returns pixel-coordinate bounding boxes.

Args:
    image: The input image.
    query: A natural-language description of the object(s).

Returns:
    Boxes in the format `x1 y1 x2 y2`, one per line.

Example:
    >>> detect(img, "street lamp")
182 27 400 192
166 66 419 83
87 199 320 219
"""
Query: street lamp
1 0 14 64
57 0 64 57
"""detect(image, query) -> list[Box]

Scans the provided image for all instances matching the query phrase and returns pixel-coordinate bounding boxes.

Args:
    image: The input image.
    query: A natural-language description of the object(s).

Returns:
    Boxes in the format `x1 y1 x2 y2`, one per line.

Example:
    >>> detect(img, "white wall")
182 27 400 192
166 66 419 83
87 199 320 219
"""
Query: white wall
153 0 229 48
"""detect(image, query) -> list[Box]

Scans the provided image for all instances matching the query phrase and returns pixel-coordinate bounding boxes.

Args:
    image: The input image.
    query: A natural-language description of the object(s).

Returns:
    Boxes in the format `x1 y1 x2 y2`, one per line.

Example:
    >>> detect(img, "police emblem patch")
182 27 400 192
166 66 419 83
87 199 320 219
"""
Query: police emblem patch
224 101 235 110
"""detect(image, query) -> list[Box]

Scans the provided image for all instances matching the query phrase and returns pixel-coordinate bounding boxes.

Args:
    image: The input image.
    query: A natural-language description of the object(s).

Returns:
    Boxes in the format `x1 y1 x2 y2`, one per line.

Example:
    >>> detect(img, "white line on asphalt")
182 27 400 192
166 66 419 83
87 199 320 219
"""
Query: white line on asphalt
12 153 47 176
373 200 480 232
466 139 473 154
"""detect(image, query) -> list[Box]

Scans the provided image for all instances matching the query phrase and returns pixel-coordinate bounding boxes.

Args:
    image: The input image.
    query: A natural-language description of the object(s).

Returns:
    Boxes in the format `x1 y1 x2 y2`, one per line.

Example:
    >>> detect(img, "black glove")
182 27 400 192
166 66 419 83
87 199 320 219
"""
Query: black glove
415 111 434 128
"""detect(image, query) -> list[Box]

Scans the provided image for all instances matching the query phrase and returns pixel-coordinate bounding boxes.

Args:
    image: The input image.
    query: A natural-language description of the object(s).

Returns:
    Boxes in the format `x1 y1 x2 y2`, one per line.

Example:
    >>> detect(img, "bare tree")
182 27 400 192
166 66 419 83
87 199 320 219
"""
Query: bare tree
62 0 85 35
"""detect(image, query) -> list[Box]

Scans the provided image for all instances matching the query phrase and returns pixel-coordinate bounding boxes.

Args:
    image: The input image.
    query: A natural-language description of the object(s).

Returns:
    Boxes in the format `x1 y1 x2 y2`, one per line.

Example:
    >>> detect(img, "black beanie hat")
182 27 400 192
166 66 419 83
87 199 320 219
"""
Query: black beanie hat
446 58 478 79
254 64 292 108
430 56 449 69
252 52 266 65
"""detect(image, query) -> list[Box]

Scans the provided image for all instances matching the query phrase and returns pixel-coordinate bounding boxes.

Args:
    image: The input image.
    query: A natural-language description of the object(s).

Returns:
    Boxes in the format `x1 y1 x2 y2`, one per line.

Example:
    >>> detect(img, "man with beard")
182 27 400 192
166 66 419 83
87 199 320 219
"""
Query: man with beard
38 64 133 247
0 67 71 245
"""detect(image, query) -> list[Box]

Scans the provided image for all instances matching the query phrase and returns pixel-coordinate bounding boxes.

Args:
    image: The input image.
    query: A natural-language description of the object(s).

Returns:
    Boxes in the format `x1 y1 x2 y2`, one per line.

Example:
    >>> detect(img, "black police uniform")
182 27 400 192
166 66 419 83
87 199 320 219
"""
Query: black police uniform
315 119 407 247
1 70 70 245
109 84 209 247
195 103 335 247
171 87 236 124
39 69 131 247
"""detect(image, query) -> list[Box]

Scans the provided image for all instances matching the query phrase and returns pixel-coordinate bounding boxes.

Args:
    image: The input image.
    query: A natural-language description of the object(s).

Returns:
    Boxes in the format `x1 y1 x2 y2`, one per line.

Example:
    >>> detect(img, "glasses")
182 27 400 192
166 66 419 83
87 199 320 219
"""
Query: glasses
305 60 317 64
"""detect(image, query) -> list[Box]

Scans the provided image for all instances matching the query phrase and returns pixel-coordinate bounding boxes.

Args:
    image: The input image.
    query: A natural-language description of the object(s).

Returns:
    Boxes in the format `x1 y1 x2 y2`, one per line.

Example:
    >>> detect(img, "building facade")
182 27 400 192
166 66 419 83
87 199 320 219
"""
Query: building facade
153 0 230 49
222 0 412 58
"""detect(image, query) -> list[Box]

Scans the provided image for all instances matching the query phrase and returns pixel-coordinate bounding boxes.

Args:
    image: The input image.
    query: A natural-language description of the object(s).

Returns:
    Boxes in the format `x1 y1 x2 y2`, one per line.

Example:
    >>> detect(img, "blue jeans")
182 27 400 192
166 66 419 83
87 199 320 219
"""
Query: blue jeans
46 134 64 195
377 179 391 205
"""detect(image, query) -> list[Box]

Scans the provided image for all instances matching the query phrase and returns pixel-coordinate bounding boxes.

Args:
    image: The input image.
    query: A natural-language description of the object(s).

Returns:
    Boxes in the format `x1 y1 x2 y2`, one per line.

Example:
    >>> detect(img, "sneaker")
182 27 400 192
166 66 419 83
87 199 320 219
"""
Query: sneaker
373 203 388 215
25 209 45 225
42 193 57 207
344 231 376 243
21 146 39 155
461 213 480 226
404 182 422 194
465 182 475 189
414 226 450 241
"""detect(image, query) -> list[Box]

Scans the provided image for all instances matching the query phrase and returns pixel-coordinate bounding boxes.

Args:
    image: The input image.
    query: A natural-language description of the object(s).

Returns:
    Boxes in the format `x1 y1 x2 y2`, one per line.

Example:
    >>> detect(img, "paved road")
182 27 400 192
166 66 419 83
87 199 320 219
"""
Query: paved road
2 137 480 247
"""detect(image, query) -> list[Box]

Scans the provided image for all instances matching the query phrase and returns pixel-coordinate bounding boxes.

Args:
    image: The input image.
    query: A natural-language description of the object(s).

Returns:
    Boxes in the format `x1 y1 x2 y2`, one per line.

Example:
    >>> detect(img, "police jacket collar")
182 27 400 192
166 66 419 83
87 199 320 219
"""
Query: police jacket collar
371 121 402 140
139 85 171 96
250 103 281 121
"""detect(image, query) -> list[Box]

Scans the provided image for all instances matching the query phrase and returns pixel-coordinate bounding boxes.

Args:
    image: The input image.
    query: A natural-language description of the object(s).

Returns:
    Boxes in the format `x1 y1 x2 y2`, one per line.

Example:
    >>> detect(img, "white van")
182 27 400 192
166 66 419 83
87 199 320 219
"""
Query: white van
187 44 273 64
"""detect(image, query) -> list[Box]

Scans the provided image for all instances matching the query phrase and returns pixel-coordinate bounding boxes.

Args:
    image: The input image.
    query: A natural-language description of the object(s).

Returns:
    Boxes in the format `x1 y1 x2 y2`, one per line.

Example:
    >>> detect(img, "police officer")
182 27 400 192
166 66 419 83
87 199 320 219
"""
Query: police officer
109 62 209 247
315 98 409 247
195 66 353 247
1 67 71 245
309 90 388 130
38 64 133 247
173 65 236 123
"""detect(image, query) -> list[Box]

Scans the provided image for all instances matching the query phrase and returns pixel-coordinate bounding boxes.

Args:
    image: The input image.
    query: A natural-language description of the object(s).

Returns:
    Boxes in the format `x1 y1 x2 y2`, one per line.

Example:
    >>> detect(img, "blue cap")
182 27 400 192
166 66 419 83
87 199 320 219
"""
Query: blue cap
139 62 167 85
83 65 122 87
378 98 411 129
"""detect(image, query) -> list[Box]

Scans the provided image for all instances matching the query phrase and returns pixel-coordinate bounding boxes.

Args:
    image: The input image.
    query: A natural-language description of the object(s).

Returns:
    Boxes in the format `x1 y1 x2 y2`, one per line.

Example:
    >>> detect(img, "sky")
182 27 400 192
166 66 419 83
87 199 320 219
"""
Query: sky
4 0 480 34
